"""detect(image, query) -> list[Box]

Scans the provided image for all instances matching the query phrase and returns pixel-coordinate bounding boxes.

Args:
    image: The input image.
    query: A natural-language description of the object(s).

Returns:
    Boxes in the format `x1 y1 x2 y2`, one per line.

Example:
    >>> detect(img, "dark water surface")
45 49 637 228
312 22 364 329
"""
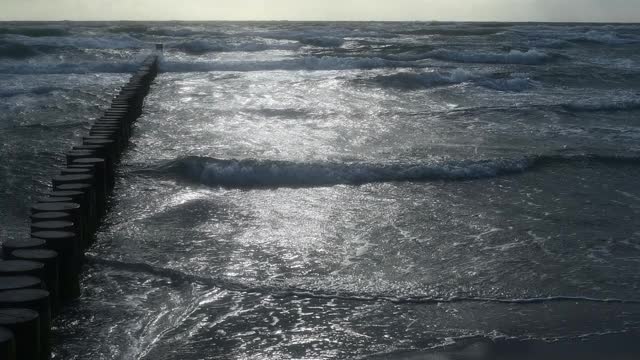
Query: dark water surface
1 21 640 359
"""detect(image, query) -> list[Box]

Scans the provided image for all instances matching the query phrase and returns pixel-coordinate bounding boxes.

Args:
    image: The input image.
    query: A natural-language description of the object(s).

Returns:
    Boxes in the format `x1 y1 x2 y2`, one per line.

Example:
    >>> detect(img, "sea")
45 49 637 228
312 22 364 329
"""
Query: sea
1 21 640 359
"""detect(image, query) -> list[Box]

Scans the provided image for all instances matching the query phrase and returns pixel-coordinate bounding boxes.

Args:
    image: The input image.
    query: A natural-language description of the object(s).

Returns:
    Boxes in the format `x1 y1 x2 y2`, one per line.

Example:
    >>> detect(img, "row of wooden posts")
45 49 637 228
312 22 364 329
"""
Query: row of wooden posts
0 54 160 359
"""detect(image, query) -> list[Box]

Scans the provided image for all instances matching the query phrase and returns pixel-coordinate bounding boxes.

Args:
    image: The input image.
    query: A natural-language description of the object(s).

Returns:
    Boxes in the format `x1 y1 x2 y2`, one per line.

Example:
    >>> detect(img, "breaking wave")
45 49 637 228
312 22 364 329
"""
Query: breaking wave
0 61 139 74
400 27 504 36
561 99 640 113
149 154 640 188
368 69 475 89
155 156 533 187
0 41 42 59
368 70 536 92
1 34 143 50
0 86 66 98
160 56 410 72
0 26 71 37
568 30 640 45
297 36 345 47
170 39 301 55
429 49 551 65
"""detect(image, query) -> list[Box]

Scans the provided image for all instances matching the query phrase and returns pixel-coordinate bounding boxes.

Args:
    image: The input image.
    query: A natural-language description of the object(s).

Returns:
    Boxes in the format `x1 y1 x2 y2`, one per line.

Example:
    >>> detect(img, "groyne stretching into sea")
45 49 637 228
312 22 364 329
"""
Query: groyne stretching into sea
0 53 160 359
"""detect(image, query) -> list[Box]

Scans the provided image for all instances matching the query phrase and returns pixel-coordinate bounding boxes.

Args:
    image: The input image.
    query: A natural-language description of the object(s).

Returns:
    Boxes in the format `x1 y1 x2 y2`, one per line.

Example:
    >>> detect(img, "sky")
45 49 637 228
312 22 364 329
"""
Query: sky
2 0 640 22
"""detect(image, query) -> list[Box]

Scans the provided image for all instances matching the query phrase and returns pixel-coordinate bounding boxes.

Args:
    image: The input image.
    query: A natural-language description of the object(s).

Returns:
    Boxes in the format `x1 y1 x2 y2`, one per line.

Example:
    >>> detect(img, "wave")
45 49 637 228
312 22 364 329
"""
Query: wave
561 100 640 113
0 26 70 37
147 27 218 37
156 156 533 187
0 86 66 98
149 153 640 189
87 255 640 306
297 36 344 47
0 41 42 59
106 24 150 34
569 30 640 45
368 69 475 89
479 77 536 92
0 55 404 75
107 24 210 37
368 70 536 92
257 30 349 47
0 61 138 75
170 39 300 55
429 49 551 65
400 27 503 37
160 56 410 72
2 34 143 50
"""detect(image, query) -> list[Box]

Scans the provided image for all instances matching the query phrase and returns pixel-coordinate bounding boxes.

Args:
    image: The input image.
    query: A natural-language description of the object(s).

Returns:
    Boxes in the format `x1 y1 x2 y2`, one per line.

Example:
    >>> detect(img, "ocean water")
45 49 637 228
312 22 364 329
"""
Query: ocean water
1 21 640 359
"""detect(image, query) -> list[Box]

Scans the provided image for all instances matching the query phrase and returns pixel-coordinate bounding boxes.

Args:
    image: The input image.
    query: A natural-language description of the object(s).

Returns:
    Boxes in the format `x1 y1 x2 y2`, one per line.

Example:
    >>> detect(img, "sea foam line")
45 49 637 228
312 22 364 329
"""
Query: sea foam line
86 256 640 306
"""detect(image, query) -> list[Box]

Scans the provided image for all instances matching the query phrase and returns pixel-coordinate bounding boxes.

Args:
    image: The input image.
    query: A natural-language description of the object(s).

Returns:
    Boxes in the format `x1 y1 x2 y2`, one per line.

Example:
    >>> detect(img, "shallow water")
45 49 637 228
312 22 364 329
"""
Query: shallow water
1 21 640 359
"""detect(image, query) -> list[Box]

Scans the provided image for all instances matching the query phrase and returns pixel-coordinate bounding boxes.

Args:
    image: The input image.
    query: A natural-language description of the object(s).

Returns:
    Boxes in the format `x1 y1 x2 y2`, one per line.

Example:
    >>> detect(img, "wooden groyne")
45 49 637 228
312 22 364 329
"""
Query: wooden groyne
0 54 160 360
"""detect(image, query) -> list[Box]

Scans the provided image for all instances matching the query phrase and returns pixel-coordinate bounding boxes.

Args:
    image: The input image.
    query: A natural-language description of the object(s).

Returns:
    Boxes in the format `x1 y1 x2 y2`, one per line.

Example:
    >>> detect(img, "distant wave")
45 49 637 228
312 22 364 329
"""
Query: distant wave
169 36 341 55
400 27 503 37
160 56 411 72
1 34 143 51
0 26 70 37
170 39 301 55
368 69 476 89
368 70 536 92
297 36 345 47
3 56 406 74
107 24 210 37
0 86 66 98
429 49 551 65
0 61 139 74
568 30 640 45
0 41 42 59
147 154 640 188
258 30 348 47
561 99 640 113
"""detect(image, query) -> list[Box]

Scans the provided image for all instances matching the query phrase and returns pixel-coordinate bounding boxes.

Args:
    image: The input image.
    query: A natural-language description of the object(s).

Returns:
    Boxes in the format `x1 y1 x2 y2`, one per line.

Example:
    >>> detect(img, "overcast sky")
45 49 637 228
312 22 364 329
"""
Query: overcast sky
3 0 639 22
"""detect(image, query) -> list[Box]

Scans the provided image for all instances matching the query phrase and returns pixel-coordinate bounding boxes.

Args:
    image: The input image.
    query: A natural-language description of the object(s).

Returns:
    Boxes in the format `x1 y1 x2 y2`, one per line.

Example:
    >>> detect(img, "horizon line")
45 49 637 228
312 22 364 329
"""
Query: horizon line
1 19 639 24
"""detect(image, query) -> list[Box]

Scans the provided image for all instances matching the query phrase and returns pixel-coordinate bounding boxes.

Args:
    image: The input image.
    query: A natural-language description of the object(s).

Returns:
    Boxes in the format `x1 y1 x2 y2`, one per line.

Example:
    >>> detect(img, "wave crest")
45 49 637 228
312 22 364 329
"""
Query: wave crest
0 86 65 98
170 39 301 55
0 61 138 74
149 153 640 188
369 70 536 92
160 56 408 73
153 156 535 188
561 99 640 113
429 49 550 65
0 41 42 59
569 30 640 45
0 26 70 37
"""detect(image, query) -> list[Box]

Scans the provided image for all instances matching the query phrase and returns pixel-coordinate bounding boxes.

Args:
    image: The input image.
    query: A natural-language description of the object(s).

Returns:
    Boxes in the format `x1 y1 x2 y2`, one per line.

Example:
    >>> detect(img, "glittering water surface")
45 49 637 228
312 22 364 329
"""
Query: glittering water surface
1 21 640 359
